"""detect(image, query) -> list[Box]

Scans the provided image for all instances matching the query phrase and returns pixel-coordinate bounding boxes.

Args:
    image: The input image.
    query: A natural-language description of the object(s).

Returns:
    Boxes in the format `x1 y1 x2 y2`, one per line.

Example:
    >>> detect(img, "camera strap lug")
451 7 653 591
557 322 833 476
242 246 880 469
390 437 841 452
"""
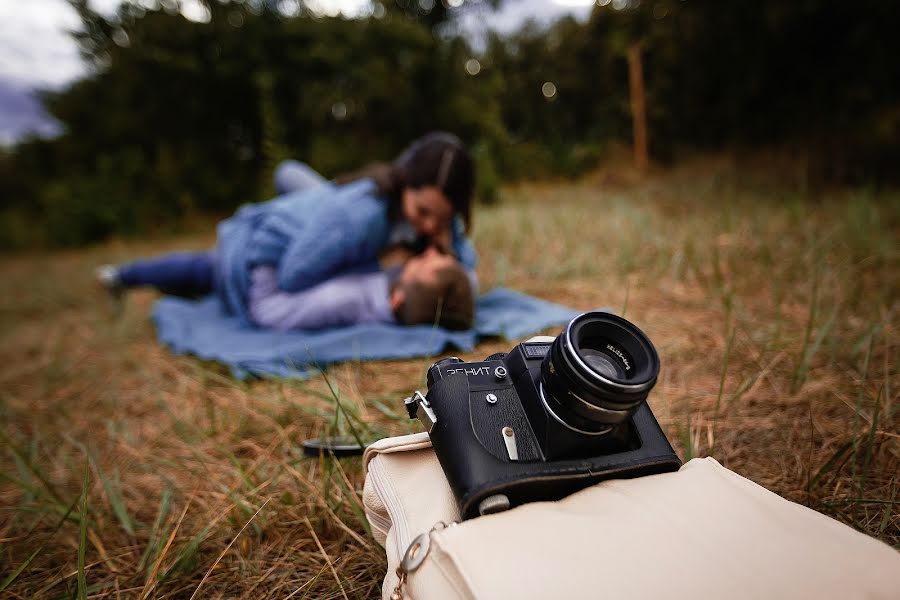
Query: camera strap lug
404 390 437 433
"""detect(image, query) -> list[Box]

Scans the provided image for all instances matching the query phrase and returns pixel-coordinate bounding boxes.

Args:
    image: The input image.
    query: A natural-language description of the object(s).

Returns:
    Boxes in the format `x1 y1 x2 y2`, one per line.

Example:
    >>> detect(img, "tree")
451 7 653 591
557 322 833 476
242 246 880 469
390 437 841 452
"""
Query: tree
380 0 504 30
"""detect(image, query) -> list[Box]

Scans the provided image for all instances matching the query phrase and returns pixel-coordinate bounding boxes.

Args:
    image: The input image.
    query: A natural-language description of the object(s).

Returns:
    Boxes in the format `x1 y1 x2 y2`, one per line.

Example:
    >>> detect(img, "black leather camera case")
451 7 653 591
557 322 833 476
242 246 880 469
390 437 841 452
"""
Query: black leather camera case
425 359 681 519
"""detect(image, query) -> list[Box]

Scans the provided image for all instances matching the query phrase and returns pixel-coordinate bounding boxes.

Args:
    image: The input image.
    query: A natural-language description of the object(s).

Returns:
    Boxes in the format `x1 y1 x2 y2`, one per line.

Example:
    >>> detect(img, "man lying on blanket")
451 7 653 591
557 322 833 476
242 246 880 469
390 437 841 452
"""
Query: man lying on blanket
247 244 473 331
100 242 473 331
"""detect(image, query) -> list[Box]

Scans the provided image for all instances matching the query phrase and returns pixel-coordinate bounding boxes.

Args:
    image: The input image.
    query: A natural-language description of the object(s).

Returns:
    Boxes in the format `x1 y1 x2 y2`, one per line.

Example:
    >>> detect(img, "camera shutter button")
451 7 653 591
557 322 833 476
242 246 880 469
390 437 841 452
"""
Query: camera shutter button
432 356 462 368
493 366 508 380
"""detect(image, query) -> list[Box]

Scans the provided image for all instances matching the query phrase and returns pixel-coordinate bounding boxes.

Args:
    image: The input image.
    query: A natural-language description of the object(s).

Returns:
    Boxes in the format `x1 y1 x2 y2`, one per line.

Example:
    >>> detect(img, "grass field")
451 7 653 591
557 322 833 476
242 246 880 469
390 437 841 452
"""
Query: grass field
1 158 897 598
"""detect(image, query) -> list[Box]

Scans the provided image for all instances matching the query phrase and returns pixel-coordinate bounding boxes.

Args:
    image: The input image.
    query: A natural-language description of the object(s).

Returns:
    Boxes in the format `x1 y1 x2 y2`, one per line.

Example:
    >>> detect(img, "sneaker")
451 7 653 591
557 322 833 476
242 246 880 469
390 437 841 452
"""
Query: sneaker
95 264 125 301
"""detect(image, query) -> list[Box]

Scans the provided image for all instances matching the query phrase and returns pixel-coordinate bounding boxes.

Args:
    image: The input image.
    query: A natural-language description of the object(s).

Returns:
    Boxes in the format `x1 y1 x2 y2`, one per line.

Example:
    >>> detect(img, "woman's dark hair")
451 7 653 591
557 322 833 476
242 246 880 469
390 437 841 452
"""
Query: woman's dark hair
397 132 475 230
334 132 475 230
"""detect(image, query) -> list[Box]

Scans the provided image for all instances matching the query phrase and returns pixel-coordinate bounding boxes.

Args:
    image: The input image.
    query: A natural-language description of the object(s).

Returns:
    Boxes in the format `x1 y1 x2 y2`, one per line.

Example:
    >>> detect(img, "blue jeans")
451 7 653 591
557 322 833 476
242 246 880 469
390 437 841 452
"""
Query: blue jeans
118 251 216 298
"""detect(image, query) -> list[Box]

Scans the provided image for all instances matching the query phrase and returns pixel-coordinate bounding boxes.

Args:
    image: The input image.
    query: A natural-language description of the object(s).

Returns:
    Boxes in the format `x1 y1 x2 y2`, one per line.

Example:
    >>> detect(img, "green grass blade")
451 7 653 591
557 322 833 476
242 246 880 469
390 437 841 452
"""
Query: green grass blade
810 441 853 489
370 398 407 422
0 429 66 507
77 463 89 600
307 351 366 450
89 452 135 536
681 412 695 461
0 472 72 519
791 262 820 393
794 305 838 392
0 498 78 592
159 523 214 583
727 371 759 407
850 333 874 482
709 324 736 455
714 326 735 418
876 479 897 537
12 450 35 504
857 383 884 498
137 486 174 573
329 458 373 539
0 547 43 593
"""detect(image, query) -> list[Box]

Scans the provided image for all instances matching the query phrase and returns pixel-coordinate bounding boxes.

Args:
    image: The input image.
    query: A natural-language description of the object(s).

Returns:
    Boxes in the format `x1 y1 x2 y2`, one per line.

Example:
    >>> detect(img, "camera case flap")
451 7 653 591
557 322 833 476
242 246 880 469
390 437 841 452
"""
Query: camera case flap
418 345 681 520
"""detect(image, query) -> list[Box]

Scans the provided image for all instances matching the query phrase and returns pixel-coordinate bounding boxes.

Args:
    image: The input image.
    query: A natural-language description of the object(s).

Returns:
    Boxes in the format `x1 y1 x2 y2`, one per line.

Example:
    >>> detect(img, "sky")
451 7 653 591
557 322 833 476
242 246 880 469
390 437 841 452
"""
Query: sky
0 0 594 144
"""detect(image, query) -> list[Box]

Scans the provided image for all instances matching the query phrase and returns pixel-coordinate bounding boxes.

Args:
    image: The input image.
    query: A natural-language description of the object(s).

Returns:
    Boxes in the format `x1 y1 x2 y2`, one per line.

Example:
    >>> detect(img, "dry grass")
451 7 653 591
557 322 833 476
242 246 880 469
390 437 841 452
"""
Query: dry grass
1 159 897 598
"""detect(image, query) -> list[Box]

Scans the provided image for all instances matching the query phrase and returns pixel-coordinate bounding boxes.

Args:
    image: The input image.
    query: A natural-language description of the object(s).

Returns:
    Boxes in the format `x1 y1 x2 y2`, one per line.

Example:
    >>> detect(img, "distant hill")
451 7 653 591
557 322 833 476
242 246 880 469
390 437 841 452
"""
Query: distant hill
0 79 60 146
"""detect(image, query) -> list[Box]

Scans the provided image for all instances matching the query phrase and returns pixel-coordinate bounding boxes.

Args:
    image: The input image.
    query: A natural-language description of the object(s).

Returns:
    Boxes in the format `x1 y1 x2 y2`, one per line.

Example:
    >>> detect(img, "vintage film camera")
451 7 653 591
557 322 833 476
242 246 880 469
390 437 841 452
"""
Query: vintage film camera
405 311 681 519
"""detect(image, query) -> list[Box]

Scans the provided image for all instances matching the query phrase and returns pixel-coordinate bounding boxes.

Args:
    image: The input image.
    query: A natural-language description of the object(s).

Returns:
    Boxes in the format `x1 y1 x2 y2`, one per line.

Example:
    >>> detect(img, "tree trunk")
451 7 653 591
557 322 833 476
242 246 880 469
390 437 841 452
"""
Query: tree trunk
627 43 649 171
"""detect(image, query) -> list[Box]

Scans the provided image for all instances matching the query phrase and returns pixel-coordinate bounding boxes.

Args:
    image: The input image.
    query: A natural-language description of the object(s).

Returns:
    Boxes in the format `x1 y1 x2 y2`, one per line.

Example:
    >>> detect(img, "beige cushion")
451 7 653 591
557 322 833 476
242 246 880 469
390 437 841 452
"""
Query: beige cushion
363 435 900 600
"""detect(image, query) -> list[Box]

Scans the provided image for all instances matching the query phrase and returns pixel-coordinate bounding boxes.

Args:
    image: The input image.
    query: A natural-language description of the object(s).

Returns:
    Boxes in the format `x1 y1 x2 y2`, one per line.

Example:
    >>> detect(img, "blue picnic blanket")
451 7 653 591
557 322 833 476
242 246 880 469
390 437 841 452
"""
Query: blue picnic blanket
152 288 582 379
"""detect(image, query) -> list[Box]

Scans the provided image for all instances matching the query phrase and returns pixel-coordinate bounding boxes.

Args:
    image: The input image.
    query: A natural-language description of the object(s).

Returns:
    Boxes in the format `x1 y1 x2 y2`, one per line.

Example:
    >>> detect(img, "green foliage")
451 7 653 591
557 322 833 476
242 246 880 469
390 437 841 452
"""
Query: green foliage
380 0 503 30
471 140 499 204
1 0 898 248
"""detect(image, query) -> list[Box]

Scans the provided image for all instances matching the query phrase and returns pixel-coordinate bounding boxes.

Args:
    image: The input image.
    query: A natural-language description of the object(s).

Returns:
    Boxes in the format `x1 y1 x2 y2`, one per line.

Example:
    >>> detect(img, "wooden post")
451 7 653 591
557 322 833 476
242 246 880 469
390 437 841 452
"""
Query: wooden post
627 43 649 171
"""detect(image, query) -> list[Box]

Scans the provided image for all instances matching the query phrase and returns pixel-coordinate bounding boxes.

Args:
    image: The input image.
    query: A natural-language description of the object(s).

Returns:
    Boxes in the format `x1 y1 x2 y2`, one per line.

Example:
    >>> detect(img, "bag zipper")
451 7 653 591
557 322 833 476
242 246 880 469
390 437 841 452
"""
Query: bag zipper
366 455 412 553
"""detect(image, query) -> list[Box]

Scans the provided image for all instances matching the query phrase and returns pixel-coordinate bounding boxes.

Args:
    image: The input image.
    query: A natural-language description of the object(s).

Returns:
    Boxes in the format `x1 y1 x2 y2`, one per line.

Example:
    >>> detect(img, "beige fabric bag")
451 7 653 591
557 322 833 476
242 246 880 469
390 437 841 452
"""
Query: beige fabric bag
363 434 900 600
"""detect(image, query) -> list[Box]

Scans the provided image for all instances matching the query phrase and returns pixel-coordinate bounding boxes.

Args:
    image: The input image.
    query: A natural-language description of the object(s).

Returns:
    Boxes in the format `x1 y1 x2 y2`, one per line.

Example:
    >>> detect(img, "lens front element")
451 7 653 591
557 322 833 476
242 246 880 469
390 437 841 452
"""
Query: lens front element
580 347 627 380
541 312 660 432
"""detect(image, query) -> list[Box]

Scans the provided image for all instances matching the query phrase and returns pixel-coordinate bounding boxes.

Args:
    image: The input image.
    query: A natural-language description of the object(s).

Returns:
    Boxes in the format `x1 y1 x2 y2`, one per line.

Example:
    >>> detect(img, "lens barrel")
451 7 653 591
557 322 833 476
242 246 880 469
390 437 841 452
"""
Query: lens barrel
540 312 660 432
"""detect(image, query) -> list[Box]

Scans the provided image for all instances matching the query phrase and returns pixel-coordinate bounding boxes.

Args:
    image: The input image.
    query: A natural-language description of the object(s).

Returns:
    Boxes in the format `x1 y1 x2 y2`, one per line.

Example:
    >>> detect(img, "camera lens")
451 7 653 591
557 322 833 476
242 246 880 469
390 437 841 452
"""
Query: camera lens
540 312 659 433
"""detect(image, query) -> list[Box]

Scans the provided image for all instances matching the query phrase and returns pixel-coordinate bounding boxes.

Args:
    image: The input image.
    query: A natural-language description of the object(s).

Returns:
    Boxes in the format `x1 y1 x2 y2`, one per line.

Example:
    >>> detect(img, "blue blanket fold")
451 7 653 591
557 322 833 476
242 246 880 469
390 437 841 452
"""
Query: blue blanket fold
152 288 582 379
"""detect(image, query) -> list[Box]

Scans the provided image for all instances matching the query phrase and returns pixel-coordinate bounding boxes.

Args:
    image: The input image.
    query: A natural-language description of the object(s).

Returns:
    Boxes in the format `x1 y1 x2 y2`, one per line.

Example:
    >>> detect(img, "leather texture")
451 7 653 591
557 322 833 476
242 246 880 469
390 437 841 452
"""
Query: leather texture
425 372 681 519
362 433 458 599
363 436 900 600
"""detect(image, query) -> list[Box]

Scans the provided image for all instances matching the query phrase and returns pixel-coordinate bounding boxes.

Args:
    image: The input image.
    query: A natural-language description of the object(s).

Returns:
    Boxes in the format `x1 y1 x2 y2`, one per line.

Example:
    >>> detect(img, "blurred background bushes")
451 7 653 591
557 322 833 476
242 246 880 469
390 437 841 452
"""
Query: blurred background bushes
1 0 898 249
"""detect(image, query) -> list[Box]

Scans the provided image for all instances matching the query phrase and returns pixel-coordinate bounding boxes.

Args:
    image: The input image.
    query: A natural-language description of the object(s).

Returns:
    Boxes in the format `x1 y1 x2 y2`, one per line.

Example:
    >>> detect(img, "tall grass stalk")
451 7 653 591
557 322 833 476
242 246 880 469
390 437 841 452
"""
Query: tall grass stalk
0 430 66 509
710 322 736 456
190 497 271 600
140 495 193 600
858 384 884 498
791 260 820 393
137 487 174 573
77 464 89 600
88 450 135 536
307 352 366 450
850 333 875 484
0 499 78 592
304 517 350 600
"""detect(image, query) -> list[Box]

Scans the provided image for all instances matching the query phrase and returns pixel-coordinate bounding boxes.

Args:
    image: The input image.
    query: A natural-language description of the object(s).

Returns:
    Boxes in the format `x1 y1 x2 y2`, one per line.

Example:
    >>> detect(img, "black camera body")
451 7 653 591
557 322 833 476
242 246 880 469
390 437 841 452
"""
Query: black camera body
406 312 681 519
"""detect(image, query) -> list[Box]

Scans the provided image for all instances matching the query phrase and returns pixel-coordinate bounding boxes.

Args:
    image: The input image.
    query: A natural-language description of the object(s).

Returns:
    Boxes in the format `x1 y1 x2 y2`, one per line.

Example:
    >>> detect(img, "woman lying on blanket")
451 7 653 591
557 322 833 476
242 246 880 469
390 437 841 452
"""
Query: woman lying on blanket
96 132 478 327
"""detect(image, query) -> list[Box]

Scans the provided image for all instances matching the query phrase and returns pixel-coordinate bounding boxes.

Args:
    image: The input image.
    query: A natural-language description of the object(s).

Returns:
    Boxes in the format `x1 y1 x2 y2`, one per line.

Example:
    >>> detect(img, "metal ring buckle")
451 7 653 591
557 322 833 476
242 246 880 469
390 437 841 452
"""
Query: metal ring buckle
400 532 432 574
